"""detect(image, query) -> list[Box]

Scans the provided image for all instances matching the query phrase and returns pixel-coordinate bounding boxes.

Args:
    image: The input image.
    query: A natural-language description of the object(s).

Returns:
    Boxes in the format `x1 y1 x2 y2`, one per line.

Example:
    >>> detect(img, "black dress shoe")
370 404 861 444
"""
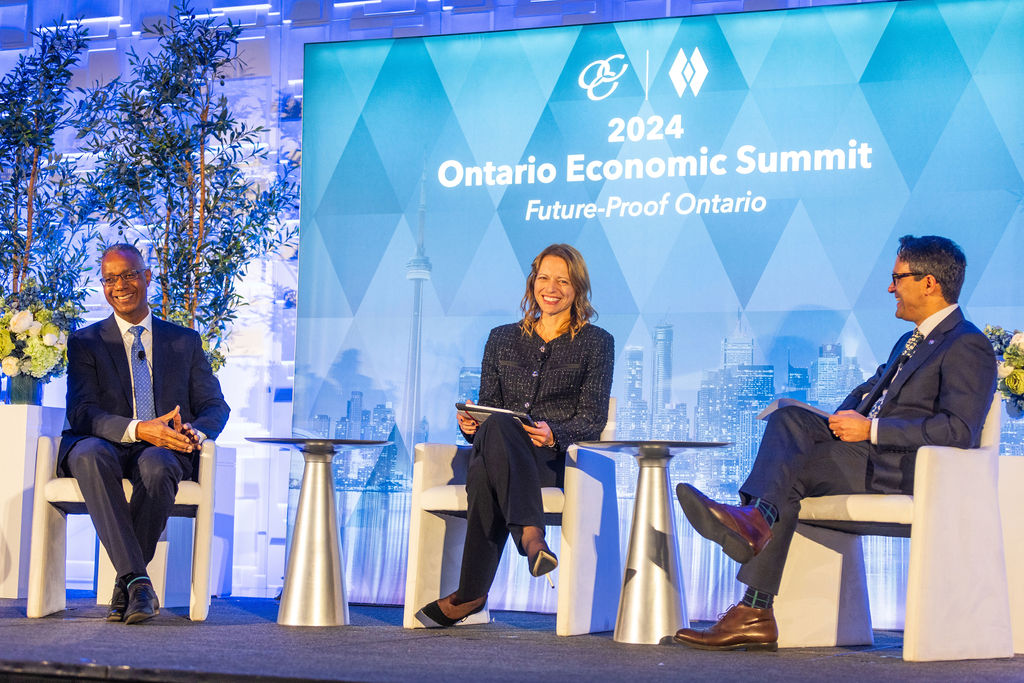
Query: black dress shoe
522 535 558 577
529 547 558 577
107 580 128 622
415 597 485 628
124 580 160 625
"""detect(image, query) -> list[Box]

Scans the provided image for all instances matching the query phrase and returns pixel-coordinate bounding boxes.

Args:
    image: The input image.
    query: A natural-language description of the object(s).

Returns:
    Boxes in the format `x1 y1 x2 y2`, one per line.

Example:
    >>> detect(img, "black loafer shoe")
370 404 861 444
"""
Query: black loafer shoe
415 597 485 628
107 580 128 622
124 581 160 625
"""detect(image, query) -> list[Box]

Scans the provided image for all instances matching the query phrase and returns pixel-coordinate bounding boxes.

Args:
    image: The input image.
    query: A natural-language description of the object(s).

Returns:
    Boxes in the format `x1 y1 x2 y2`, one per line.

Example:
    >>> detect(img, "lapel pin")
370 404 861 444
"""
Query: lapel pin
928 340 934 345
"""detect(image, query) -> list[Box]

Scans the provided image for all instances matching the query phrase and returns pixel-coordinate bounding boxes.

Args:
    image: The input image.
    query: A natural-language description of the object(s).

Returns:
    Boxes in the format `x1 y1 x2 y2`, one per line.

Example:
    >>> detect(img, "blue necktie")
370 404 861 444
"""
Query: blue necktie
129 326 156 421
867 330 924 418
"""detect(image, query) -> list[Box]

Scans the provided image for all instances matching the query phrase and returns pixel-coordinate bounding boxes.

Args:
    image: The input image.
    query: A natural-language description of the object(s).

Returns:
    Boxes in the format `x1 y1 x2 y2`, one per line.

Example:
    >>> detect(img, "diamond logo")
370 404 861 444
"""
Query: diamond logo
669 48 708 97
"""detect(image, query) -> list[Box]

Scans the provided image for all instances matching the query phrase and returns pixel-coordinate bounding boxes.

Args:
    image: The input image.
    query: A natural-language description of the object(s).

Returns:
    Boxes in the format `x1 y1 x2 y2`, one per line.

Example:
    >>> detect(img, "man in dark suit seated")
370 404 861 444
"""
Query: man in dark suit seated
59 244 230 624
673 235 996 651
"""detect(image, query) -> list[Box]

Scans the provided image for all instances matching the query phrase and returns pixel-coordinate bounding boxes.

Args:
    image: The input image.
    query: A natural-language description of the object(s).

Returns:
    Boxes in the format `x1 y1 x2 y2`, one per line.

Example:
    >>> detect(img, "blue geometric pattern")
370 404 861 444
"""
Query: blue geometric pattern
295 0 1024 619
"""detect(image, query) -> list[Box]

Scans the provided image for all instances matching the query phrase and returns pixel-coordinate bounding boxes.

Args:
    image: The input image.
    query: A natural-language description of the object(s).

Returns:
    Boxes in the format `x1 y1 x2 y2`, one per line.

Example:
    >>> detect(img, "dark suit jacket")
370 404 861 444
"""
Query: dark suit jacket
836 307 996 493
58 314 230 475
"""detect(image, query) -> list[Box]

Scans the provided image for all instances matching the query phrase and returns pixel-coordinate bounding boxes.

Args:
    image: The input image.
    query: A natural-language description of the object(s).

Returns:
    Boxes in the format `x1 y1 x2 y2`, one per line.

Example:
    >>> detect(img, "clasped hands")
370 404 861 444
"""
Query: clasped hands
828 410 871 442
456 401 555 448
136 405 203 452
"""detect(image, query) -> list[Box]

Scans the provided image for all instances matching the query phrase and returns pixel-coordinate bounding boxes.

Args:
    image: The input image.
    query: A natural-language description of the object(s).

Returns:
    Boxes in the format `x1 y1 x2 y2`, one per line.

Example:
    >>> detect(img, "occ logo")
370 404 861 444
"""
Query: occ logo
578 55 629 101
577 48 709 100
668 48 708 97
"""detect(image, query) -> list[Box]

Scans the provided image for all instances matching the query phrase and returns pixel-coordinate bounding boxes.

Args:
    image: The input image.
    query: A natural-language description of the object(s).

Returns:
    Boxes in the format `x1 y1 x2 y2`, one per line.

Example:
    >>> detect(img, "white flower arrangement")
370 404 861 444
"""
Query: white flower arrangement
0 286 79 383
985 325 1024 419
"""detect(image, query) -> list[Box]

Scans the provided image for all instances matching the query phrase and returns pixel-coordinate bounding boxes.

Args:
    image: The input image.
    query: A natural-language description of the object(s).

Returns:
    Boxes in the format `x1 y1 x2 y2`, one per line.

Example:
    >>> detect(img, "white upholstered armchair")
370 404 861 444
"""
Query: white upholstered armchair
773 394 1013 661
403 399 620 635
27 435 217 621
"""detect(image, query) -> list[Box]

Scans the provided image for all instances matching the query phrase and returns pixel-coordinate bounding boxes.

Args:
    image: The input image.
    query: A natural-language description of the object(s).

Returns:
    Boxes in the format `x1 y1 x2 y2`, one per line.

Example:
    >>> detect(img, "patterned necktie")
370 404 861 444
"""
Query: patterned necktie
867 329 924 418
129 326 156 421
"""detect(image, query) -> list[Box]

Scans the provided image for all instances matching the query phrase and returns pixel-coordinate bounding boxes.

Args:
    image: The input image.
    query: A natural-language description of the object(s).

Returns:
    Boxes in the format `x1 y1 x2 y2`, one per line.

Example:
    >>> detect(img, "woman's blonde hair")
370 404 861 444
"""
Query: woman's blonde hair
519 243 595 338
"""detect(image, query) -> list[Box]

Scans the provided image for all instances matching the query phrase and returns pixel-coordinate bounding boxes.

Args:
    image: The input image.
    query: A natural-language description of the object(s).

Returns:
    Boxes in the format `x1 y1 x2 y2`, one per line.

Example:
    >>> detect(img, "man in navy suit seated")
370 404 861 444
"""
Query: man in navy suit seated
673 235 996 651
59 244 230 624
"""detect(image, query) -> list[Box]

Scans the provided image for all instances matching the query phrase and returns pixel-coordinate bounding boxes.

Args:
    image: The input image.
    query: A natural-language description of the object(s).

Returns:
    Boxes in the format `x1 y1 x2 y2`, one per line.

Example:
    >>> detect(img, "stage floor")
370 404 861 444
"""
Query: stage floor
1 595 1021 682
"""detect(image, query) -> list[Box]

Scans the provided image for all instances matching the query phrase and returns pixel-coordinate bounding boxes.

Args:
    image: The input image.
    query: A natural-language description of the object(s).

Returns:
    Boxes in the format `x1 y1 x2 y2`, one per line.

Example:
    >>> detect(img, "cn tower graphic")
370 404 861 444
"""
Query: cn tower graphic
402 174 432 466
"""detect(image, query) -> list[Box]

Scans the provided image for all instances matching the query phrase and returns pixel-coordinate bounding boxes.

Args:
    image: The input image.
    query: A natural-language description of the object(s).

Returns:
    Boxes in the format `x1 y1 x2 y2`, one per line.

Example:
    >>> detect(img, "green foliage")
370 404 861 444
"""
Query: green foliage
76 1 297 370
0 20 94 316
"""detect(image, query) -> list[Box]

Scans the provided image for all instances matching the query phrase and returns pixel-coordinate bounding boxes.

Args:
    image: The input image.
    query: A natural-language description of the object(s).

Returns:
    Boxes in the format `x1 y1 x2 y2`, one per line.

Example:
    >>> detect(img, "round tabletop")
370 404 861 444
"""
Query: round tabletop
246 437 390 448
575 440 730 454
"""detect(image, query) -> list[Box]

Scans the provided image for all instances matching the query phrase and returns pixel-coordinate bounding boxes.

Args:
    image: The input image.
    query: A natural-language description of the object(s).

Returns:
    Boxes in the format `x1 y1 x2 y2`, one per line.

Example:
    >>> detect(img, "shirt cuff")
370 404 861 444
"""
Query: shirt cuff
870 418 878 445
123 419 141 443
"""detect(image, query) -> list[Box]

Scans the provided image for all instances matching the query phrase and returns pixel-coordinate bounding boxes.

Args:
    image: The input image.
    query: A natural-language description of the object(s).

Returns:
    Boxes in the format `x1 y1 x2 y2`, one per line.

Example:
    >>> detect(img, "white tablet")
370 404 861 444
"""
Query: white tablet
455 402 535 427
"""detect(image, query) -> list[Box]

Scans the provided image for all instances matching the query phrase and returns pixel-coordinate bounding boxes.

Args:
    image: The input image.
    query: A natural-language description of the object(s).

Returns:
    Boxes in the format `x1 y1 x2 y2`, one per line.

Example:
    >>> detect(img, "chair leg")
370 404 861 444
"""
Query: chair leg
94 535 176 606
403 504 441 628
775 524 872 648
904 446 1012 661
95 545 118 604
1000 456 1024 654
403 511 489 628
190 440 216 621
26 505 68 618
190 503 214 621
163 517 195 610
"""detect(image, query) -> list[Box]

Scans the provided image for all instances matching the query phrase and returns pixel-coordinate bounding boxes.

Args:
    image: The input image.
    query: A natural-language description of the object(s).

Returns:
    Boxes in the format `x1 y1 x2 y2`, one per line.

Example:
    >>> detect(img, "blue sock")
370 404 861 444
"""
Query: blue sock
741 586 774 610
753 497 778 527
125 574 152 589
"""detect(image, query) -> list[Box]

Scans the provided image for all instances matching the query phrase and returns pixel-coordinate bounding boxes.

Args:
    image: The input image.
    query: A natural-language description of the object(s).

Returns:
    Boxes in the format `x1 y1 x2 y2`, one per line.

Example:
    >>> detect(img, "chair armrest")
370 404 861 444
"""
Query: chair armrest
913 444 1000 505
412 443 472 493
34 435 60 493
904 443 1010 660
196 440 217 508
910 442 1002 576
563 444 619 536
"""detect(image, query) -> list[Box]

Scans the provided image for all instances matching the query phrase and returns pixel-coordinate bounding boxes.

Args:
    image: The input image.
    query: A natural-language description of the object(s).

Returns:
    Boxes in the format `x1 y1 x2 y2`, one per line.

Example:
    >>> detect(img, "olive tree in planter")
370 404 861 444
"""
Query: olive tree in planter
0 22 94 402
76 2 297 369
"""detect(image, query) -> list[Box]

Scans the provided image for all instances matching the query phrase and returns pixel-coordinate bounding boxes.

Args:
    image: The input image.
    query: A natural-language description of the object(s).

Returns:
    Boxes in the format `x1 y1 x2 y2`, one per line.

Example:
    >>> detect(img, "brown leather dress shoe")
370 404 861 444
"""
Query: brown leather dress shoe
676 483 772 563
674 603 778 651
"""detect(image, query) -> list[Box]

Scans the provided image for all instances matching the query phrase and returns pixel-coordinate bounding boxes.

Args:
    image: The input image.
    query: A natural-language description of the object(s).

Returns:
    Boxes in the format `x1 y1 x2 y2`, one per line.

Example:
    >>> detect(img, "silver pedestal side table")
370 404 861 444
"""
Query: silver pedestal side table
577 440 729 645
246 437 389 626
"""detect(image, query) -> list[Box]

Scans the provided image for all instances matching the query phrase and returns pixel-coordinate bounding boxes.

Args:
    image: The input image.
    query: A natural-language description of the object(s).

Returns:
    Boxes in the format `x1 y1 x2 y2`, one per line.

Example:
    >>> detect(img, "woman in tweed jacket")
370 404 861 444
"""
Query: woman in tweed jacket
416 243 614 627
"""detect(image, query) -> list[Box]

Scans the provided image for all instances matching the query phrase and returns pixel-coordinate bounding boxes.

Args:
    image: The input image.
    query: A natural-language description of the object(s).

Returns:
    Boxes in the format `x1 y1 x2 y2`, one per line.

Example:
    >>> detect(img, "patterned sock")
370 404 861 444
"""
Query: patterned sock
741 586 774 610
753 497 778 527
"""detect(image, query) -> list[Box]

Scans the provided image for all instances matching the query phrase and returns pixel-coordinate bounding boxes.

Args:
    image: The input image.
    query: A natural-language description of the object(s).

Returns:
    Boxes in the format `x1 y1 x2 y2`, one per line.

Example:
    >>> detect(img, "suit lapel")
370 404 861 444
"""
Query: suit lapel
857 331 913 413
886 308 964 400
151 317 168 415
99 315 134 408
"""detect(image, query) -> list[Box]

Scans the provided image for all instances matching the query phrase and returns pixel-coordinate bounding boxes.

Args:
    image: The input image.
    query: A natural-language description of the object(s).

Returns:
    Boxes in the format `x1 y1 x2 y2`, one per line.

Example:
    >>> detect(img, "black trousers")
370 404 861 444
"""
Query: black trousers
736 406 877 595
455 414 562 601
62 437 193 580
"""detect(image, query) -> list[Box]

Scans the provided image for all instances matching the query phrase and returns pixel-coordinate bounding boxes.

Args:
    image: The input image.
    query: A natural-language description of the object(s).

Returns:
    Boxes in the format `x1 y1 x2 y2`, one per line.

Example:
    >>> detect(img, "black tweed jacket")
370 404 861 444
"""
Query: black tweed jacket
475 322 614 452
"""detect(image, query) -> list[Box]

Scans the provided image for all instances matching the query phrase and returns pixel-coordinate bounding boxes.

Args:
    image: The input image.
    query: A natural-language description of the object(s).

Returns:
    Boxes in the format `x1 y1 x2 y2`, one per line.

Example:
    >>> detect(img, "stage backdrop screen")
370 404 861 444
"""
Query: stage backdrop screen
296 0 1023 623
